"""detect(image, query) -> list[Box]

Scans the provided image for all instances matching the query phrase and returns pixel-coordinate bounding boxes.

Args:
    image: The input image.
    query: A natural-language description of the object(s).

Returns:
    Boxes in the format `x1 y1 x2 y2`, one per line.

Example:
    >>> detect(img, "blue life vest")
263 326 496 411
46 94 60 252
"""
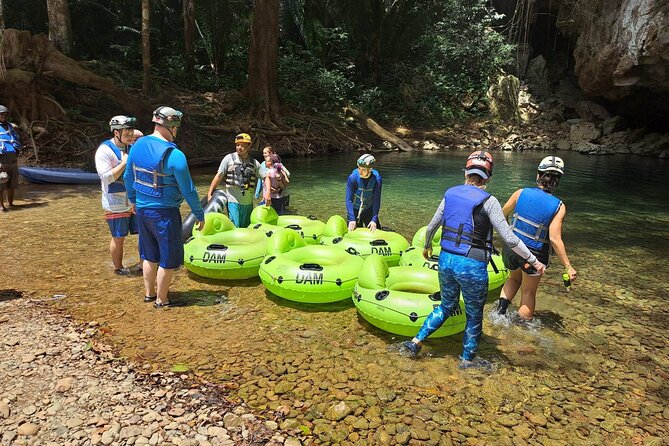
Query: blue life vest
351 168 380 211
0 124 20 154
130 136 178 199
102 139 127 194
440 184 493 257
510 187 562 251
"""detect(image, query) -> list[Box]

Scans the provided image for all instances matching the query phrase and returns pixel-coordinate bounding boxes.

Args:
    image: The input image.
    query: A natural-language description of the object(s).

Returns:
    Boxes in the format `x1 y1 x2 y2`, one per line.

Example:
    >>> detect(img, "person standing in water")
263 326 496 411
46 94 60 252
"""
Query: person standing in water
255 146 290 206
496 156 577 320
346 154 382 232
207 133 263 227
401 151 546 369
95 115 139 276
262 154 290 215
123 106 205 308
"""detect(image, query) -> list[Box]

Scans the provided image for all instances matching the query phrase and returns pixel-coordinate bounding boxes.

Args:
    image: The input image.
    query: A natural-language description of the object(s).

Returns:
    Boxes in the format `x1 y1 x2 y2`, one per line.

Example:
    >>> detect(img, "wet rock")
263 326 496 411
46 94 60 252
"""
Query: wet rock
325 401 352 421
284 438 302 446
223 412 243 430
395 431 411 444
496 415 519 427
601 116 626 136
569 121 601 145
512 424 533 439
643 437 663 446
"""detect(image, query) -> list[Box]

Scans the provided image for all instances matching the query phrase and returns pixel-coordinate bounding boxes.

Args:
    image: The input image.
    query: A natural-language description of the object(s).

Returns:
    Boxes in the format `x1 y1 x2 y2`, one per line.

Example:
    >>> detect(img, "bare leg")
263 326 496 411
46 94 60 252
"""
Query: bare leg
7 188 14 206
1 190 6 211
156 267 175 304
110 237 125 269
500 269 523 301
143 260 158 298
518 274 542 320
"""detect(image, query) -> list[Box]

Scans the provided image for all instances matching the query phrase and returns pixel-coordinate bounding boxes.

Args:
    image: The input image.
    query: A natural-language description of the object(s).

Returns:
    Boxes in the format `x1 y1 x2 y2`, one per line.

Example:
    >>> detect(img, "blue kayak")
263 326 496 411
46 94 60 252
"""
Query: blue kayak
19 167 99 185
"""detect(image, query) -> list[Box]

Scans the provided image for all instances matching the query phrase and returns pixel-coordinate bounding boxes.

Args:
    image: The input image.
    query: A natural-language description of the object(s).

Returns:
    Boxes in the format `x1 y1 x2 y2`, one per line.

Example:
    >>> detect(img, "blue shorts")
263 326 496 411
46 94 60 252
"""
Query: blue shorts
106 213 138 238
136 207 183 269
227 202 253 228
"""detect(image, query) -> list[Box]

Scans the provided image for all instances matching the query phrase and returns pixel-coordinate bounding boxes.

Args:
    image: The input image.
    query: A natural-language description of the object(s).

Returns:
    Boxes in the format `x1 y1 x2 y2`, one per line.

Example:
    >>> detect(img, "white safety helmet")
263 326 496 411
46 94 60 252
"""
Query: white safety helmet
538 156 565 175
0 105 8 114
357 154 376 167
152 106 183 128
109 115 137 131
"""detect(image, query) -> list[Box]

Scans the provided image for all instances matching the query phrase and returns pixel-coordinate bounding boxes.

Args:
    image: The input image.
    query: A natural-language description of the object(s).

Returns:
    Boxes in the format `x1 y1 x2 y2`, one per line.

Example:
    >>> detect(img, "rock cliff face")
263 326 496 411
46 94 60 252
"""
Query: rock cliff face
558 0 669 100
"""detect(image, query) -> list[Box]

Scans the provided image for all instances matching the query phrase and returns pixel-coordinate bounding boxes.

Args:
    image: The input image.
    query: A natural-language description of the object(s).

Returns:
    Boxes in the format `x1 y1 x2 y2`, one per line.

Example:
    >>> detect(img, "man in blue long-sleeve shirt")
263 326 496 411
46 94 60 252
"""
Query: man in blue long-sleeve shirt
345 154 382 232
123 106 204 308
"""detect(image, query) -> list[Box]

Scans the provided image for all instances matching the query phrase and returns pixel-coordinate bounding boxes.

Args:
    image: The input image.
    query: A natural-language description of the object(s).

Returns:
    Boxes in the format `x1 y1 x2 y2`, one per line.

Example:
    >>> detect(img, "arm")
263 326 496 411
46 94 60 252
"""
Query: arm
502 189 522 219
263 176 272 204
122 152 136 204
423 198 445 259
95 146 127 186
345 174 357 223
371 174 382 224
208 157 228 201
170 150 205 222
484 197 544 272
549 203 576 281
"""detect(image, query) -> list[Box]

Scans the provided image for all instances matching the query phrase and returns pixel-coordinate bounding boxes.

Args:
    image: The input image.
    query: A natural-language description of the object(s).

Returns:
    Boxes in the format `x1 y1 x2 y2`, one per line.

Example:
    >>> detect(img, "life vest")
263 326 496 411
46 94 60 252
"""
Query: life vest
0 124 19 154
351 168 380 211
102 139 127 194
510 187 562 251
225 154 257 195
440 184 493 257
130 136 178 199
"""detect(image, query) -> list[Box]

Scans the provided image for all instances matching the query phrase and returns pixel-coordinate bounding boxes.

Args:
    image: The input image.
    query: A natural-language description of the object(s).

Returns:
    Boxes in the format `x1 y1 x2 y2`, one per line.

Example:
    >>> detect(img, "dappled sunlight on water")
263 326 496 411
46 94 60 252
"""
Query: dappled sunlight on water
2 151 668 444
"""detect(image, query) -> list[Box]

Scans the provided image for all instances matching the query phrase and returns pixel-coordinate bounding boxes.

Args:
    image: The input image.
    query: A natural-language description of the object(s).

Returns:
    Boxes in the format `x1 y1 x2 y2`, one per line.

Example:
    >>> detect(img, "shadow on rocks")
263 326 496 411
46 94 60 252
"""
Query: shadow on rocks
264 290 354 312
0 289 24 302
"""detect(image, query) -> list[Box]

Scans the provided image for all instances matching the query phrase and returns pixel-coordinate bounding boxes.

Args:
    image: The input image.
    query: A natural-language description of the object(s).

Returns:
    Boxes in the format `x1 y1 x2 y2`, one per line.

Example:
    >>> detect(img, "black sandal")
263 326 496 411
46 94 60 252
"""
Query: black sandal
144 296 156 303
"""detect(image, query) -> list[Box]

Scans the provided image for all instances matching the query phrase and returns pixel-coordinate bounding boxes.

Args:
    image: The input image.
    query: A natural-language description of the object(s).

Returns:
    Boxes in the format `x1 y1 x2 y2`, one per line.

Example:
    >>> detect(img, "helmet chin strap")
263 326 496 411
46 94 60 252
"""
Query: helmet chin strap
168 126 178 141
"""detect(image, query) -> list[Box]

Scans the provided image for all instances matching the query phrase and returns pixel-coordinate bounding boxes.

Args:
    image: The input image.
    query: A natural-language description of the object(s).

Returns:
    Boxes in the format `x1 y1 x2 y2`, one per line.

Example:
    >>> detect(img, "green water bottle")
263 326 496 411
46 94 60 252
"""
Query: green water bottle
562 273 571 291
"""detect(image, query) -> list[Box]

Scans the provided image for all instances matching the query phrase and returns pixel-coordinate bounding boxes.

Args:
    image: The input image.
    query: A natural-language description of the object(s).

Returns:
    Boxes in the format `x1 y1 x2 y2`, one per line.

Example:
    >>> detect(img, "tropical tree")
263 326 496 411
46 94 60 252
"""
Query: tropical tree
183 0 195 74
46 0 73 55
142 0 150 92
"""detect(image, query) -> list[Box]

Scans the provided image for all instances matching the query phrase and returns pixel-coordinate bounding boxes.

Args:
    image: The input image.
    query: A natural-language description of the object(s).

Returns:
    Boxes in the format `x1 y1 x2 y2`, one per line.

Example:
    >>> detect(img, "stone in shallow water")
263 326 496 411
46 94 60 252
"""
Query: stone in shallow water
17 423 40 435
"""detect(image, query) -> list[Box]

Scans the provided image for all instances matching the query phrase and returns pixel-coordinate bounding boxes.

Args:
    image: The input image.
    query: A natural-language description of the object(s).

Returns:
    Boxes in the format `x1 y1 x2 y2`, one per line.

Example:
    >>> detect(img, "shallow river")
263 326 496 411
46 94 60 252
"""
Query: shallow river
2 150 668 445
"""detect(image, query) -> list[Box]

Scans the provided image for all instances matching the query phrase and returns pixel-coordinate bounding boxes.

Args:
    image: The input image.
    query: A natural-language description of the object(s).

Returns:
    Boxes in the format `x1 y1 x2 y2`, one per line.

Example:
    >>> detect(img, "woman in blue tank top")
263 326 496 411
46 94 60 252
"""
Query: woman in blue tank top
496 156 577 320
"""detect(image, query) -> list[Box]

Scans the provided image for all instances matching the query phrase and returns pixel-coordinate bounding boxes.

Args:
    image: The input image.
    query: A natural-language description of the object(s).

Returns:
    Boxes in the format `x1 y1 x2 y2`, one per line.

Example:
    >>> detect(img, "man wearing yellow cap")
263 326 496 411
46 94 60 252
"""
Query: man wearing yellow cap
207 133 263 227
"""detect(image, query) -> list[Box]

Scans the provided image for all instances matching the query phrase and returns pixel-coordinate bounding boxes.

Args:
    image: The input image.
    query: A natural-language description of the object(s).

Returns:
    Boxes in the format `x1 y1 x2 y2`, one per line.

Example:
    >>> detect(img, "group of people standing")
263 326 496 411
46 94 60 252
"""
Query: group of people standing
94 107 575 370
400 151 577 370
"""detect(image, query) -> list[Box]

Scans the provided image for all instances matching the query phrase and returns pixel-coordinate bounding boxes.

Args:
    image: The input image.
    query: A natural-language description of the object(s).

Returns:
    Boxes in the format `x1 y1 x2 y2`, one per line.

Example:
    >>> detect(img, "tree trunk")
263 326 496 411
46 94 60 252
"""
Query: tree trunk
46 0 73 55
344 105 414 152
142 0 151 93
0 0 5 32
183 0 195 74
243 0 281 124
0 29 150 130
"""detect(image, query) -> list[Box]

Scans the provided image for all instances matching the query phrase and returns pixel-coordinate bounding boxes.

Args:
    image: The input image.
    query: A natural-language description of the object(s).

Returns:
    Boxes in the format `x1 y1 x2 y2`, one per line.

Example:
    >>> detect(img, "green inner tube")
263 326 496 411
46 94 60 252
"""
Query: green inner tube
322 215 410 267
250 206 325 244
353 254 466 338
184 213 267 279
259 228 364 303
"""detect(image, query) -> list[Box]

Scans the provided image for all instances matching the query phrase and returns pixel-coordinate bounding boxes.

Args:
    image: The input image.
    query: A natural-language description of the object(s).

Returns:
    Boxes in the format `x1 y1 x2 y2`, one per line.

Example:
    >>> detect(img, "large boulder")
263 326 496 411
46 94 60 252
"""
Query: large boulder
487 74 521 122
558 0 669 100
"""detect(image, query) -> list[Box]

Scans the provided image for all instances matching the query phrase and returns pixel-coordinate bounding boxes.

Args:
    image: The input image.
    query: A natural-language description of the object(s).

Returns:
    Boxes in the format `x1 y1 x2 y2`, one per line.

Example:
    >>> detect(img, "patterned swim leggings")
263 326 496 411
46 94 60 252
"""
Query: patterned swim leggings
416 250 488 361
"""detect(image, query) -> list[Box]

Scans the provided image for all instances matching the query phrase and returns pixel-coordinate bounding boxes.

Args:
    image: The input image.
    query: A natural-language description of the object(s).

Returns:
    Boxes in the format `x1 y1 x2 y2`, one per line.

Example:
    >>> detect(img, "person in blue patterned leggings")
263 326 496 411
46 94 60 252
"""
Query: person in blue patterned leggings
401 151 546 370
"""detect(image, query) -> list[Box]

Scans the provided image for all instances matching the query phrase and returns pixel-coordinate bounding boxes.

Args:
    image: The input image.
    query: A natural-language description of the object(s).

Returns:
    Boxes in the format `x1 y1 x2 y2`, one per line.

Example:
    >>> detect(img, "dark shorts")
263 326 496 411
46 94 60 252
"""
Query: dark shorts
502 244 550 275
137 207 183 269
106 213 138 238
0 162 19 190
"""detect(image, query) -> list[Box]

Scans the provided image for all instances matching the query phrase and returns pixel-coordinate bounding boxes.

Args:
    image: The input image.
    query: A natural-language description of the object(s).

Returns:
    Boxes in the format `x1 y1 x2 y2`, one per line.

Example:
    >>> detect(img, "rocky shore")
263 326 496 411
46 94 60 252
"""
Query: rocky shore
0 297 299 446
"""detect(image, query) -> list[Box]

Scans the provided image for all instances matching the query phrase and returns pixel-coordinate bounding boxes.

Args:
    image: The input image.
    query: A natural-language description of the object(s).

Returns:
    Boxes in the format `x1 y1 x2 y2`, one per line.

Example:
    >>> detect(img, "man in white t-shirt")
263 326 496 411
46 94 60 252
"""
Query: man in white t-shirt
95 115 140 276
206 133 263 227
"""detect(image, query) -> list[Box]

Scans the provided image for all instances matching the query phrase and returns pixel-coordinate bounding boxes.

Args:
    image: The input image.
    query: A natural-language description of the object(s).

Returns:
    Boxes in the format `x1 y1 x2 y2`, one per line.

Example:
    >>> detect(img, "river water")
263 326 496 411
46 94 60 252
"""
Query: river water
2 150 668 445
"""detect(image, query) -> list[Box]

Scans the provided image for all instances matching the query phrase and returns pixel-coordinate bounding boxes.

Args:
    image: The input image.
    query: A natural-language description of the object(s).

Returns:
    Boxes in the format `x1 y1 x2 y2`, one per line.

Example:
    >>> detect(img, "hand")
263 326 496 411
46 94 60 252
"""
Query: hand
207 192 213 202
423 247 433 260
196 220 205 231
265 197 272 206
566 265 577 282
121 151 128 163
531 260 546 275
348 221 357 232
130 203 136 214
367 221 377 232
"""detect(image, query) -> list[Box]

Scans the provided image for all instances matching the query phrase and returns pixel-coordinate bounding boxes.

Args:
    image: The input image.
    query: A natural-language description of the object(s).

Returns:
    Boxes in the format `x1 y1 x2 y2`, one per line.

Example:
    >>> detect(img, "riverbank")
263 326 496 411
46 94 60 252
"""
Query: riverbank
0 296 296 446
